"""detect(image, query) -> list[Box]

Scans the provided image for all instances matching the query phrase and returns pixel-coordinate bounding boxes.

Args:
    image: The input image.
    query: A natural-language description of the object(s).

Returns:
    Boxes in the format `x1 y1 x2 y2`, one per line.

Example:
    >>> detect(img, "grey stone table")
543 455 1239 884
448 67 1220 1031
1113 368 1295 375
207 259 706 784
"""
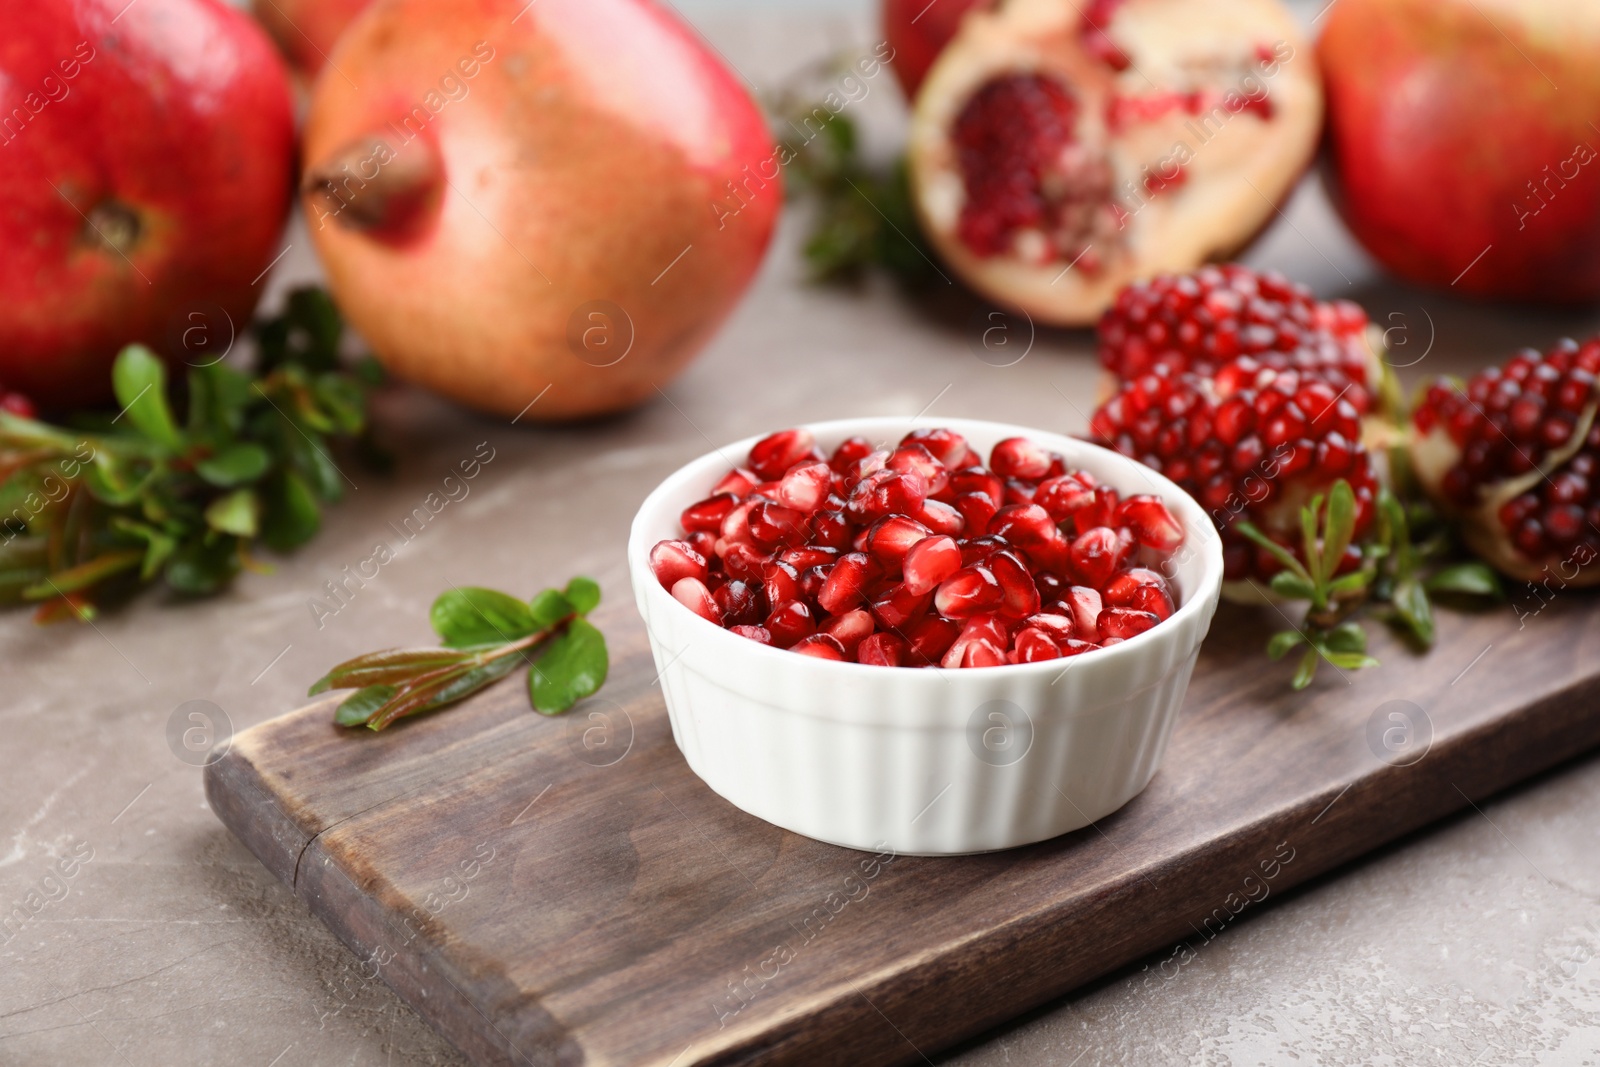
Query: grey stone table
5 3 1600 1064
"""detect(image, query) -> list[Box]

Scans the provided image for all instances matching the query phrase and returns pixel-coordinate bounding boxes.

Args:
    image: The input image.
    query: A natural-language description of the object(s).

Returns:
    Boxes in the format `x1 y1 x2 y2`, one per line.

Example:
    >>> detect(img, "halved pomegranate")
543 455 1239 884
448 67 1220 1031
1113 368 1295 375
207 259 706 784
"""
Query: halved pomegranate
907 0 1321 324
1411 339 1600 585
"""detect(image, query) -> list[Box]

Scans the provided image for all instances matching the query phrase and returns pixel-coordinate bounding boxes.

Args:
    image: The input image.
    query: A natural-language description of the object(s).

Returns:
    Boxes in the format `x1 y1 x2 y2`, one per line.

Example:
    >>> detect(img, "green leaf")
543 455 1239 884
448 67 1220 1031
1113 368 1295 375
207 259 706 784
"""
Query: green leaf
1322 622 1366 655
204 489 260 537
1291 645 1320 690
165 537 241 595
335 685 397 727
259 470 321 552
431 586 537 647
81 453 155 507
1236 522 1311 584
367 657 520 731
1321 480 1357 587
1267 629 1305 660
310 646 475 695
529 588 577 629
1425 562 1504 600
529 618 608 715
1392 576 1435 646
196 443 271 487
111 345 183 450
1328 570 1372 597
187 362 253 438
19 549 142 600
1270 571 1317 601
1325 651 1381 671
564 576 601 616
1300 492 1325 589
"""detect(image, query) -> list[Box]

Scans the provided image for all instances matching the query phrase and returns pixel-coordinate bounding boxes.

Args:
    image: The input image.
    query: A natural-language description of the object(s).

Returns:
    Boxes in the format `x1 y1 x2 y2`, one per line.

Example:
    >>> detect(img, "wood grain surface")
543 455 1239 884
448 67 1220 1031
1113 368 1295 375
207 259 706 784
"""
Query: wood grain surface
205 590 1600 1067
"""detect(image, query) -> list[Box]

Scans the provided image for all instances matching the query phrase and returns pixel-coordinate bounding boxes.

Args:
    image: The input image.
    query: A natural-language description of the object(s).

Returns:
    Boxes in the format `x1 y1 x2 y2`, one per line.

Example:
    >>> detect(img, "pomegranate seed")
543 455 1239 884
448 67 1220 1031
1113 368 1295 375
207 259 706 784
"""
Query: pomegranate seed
729 624 771 644
765 600 816 647
1076 486 1121 532
748 428 816 481
917 499 965 536
713 580 766 627
934 564 1004 618
748 501 808 549
681 493 737 533
650 539 707 590
1104 568 1175 619
779 545 839 571
776 461 833 512
671 577 721 623
888 443 950 496
902 614 960 662
1025 612 1075 643
870 582 933 630
858 631 908 667
799 564 828 605
990 503 1070 571
808 509 852 549
792 634 847 660
988 550 1041 619
686 531 717 560
1069 526 1125 588
1034 473 1095 523
818 552 875 615
954 491 999 536
829 436 875 474
1061 586 1103 642
941 614 1009 669
712 468 758 496
720 500 755 545
990 436 1053 480
721 541 766 582
903 535 962 595
1098 607 1160 640
901 427 970 466
822 609 875 656
867 514 933 564
1059 638 1099 656
950 466 1004 503
763 560 801 607
1012 626 1062 662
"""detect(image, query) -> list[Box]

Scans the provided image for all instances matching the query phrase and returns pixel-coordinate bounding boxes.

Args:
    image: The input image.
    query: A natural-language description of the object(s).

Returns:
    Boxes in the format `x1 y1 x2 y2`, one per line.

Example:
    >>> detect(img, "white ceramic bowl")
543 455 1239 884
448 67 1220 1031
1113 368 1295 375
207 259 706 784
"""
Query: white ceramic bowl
628 417 1222 855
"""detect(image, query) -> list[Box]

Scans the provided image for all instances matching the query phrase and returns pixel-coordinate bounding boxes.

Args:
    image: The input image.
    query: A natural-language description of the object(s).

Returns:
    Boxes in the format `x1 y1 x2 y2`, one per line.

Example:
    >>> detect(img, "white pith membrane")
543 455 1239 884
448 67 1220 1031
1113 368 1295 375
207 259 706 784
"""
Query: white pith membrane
1412 397 1600 585
909 0 1322 325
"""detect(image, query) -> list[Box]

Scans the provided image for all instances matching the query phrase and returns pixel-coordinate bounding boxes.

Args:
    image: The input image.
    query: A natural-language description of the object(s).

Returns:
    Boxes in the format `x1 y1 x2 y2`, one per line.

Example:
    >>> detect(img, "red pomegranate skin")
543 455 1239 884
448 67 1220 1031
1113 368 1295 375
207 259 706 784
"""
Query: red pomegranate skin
0 0 296 411
302 0 781 420
1321 0 1600 303
881 0 993 99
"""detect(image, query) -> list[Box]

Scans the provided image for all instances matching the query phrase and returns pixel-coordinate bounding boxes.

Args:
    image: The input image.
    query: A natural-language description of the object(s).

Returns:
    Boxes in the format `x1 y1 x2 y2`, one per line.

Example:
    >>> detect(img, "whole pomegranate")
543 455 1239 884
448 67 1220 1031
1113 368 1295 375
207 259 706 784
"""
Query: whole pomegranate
0 0 297 410
881 0 993 99
252 0 372 77
1412 339 1600 585
301 0 781 421
1320 0 1600 303
907 0 1321 326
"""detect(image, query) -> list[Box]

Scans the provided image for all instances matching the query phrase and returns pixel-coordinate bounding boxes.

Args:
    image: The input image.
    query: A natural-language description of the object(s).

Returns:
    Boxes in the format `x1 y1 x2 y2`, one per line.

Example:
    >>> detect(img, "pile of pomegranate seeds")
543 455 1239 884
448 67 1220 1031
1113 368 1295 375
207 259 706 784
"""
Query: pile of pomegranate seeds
1414 337 1600 564
650 427 1186 667
1090 265 1381 583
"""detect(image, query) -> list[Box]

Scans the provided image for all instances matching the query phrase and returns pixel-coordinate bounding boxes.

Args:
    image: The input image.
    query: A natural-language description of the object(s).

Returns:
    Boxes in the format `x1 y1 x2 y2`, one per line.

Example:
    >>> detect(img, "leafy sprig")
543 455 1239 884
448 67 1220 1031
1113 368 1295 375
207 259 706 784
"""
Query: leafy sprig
312 578 609 731
0 288 378 620
1239 479 1501 690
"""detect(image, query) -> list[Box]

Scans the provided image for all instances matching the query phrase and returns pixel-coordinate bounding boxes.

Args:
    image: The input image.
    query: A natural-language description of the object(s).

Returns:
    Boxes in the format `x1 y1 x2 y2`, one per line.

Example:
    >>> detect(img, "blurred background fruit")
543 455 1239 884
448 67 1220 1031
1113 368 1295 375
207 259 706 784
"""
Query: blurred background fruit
881 0 991 99
906 0 1322 325
1320 0 1600 303
0 0 297 410
252 0 372 78
300 0 783 421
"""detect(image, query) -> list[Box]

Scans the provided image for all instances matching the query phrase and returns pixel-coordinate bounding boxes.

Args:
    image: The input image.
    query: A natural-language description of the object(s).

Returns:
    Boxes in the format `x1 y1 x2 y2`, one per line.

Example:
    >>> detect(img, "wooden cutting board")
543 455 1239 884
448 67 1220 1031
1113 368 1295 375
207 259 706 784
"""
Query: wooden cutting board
206 590 1600 1067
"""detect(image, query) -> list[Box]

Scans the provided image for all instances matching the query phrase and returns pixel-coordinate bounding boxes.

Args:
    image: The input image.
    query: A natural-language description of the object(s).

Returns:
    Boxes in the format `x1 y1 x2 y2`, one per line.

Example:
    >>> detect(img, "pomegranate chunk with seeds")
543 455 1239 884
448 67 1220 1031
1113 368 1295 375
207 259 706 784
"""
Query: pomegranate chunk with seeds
651 426 1188 666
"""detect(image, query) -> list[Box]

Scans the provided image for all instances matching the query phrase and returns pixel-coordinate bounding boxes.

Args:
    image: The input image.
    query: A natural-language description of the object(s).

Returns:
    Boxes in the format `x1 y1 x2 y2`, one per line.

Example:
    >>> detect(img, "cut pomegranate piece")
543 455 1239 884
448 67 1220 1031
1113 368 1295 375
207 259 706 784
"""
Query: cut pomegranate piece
1098 606 1160 640
748 428 817 481
1412 336 1600 583
908 0 1321 325
671 577 721 624
650 539 707 590
857 631 909 667
934 564 1004 618
792 634 848 660
903 535 963 595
